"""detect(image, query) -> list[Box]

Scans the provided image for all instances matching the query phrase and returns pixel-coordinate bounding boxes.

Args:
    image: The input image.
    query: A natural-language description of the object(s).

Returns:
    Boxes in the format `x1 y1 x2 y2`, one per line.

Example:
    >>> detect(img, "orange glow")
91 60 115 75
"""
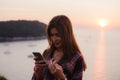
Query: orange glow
93 31 106 80
99 19 107 28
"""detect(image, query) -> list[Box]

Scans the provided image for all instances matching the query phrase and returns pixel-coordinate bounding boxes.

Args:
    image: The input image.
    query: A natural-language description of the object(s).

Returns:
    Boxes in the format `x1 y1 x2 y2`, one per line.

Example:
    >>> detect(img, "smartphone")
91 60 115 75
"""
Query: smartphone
32 52 47 64
33 52 44 60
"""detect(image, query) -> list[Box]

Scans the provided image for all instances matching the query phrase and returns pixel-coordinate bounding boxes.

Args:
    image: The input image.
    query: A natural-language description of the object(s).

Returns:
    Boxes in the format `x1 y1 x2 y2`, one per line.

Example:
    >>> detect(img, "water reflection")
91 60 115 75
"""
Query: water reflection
93 30 106 80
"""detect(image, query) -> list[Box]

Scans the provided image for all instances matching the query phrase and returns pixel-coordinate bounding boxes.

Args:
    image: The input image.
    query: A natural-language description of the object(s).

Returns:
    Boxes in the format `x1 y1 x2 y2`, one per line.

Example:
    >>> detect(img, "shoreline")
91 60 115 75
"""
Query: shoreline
0 36 46 42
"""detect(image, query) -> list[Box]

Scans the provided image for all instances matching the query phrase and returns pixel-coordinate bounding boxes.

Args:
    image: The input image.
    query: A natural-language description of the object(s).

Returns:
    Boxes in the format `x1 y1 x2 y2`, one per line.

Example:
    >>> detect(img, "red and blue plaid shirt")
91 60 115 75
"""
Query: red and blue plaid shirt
32 52 83 80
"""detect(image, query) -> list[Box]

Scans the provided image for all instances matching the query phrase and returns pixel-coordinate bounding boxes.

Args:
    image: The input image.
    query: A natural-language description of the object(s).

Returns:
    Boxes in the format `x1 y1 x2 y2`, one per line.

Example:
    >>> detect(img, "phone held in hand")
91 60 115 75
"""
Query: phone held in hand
32 52 46 64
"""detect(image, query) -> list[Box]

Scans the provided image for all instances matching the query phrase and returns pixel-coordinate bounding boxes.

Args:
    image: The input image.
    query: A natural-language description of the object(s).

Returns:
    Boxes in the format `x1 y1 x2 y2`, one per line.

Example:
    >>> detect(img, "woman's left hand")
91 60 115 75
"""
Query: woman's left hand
48 59 66 80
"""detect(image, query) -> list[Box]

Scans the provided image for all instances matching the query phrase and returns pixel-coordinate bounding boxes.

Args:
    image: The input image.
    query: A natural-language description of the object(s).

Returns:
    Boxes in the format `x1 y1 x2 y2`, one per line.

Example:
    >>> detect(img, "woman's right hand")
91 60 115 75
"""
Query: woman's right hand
34 57 47 71
33 57 47 80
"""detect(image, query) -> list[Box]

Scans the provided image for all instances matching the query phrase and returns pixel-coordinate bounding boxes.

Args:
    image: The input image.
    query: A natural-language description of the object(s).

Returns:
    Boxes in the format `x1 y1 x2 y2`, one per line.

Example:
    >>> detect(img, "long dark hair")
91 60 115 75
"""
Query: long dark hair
46 15 87 71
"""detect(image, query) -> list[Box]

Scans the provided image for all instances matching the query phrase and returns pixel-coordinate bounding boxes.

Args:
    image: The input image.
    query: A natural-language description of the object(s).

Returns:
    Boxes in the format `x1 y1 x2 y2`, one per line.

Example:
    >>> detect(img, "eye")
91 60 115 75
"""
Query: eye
56 33 60 37
50 34 54 37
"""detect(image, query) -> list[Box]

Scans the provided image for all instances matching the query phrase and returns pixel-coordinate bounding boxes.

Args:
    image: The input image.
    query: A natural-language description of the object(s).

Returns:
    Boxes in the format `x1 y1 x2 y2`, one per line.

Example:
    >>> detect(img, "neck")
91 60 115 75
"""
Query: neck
56 47 63 52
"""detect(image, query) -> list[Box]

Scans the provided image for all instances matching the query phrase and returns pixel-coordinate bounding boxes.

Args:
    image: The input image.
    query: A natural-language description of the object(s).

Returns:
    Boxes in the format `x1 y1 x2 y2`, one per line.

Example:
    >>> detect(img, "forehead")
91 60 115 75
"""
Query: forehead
50 28 59 34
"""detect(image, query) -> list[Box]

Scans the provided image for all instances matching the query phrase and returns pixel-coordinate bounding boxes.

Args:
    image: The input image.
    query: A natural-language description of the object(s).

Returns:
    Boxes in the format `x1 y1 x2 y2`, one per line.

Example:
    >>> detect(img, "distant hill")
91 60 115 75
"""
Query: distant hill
0 20 47 42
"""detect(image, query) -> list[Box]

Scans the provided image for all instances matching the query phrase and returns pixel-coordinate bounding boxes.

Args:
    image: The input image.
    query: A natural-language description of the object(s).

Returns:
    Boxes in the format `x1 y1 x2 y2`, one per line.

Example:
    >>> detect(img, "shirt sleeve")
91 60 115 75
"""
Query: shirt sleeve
71 55 83 80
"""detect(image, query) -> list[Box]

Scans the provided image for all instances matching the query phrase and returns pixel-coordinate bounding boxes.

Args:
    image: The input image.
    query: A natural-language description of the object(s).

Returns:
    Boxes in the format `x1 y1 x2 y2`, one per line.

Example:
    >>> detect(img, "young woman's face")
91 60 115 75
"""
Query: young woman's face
50 28 62 49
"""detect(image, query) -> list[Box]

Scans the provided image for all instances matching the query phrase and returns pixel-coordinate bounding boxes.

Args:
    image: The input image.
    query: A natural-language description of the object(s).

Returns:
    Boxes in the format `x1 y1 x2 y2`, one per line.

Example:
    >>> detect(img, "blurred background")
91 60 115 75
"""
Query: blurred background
0 0 120 80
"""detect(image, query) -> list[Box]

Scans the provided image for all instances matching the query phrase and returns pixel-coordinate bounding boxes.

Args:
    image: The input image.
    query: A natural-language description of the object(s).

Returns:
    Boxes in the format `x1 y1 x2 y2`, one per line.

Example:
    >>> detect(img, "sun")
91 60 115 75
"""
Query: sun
99 19 107 28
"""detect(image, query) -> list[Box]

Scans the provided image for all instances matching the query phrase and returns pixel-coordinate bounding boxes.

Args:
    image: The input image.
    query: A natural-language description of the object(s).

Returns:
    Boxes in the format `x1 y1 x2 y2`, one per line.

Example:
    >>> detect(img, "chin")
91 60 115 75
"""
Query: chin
55 45 61 48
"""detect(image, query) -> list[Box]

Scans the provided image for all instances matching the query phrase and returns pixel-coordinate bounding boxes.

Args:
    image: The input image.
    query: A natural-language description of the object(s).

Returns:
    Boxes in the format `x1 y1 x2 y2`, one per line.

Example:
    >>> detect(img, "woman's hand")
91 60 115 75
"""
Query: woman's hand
34 57 47 70
33 57 47 80
48 59 66 80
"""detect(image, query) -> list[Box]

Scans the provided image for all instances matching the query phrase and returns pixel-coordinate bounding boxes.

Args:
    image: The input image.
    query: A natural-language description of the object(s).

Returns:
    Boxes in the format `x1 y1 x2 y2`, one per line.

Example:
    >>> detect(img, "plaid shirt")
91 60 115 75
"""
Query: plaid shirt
32 52 83 80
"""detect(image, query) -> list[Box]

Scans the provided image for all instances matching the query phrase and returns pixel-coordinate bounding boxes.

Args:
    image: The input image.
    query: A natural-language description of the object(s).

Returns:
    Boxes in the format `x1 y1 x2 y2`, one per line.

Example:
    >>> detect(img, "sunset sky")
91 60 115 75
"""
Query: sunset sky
0 0 120 28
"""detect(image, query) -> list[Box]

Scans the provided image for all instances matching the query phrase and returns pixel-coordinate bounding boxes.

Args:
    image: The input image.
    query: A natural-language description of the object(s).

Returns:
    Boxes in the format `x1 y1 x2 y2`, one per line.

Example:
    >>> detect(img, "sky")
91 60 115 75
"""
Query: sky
0 0 120 28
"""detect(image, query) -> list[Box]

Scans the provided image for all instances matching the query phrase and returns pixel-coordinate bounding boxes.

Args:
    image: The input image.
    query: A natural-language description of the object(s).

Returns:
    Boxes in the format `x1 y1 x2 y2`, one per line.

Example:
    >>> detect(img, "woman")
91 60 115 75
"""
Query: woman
32 15 87 80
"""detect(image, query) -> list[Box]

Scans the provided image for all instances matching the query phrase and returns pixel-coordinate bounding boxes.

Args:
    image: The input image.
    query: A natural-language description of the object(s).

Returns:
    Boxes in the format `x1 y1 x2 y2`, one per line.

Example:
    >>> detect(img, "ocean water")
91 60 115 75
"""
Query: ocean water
0 27 120 80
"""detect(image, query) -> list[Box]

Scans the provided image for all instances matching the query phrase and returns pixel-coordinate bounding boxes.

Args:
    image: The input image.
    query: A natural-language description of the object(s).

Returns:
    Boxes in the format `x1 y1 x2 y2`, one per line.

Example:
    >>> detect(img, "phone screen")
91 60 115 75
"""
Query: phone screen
32 52 47 64
32 52 44 60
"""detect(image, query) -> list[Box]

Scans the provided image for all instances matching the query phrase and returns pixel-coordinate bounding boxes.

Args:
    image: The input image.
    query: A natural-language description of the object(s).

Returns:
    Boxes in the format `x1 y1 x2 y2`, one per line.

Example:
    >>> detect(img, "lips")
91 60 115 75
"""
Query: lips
54 42 60 46
55 42 60 45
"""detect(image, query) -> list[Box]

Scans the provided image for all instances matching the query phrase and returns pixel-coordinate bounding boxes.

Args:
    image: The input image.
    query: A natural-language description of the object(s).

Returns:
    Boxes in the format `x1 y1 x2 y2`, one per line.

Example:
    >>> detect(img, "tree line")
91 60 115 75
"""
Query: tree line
0 20 47 42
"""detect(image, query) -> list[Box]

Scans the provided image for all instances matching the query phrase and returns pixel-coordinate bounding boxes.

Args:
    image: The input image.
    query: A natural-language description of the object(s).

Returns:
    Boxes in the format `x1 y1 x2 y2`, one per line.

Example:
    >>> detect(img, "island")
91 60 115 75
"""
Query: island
0 20 47 42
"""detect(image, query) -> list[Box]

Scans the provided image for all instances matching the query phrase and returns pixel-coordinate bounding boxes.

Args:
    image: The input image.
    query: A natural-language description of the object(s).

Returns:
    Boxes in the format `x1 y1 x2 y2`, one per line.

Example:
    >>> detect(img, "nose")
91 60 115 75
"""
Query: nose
52 35 57 42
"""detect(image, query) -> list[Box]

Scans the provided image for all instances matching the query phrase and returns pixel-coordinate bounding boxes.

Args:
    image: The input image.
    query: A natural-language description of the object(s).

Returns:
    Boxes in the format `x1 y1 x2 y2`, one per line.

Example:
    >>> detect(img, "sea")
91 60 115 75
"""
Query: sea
0 27 120 80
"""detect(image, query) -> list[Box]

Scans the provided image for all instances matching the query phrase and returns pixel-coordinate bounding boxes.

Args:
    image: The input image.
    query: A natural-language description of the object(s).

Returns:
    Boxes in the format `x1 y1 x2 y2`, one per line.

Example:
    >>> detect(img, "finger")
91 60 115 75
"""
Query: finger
35 60 45 64
39 60 46 64
53 60 57 64
38 64 47 67
35 63 47 68
33 56 39 60
49 60 56 73
34 58 39 61
54 63 63 70
35 61 40 64
49 60 55 69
